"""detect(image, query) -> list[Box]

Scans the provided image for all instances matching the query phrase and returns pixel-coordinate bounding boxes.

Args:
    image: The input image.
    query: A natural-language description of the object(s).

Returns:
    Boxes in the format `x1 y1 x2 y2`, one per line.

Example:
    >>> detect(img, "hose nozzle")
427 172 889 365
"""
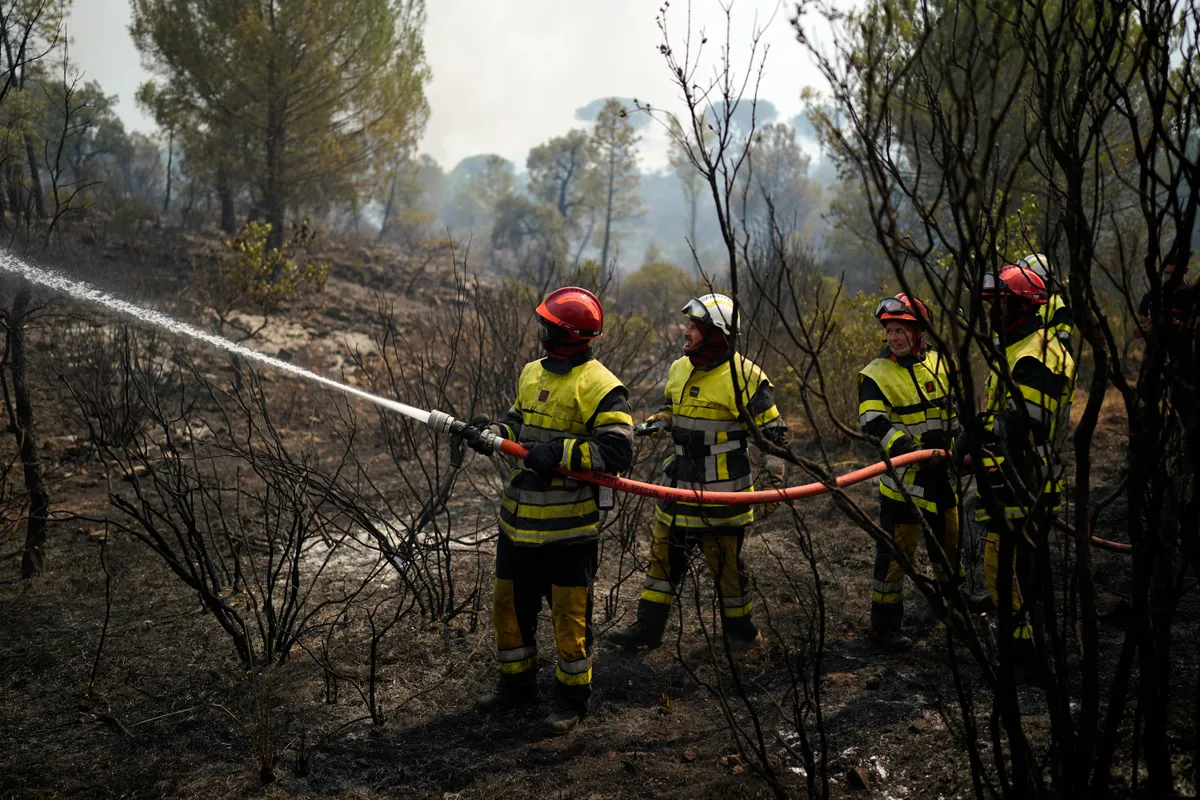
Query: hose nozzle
426 410 461 435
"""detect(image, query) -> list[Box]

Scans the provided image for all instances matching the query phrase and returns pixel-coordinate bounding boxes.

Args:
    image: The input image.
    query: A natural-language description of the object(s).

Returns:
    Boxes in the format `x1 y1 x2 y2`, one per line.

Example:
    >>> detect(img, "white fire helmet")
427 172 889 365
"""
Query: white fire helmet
681 293 737 336
1016 253 1053 282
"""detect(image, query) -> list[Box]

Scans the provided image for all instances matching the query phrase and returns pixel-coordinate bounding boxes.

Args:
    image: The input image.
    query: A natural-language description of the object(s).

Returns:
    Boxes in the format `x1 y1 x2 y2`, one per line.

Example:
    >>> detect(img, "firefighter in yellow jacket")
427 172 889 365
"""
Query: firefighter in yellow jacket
858 293 960 651
956 265 1076 661
607 293 787 657
1015 253 1074 351
466 287 633 735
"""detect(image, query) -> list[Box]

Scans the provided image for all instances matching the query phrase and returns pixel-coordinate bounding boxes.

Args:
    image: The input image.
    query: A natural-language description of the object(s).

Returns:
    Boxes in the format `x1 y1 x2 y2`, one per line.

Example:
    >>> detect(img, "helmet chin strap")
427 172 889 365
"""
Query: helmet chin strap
540 319 589 358
991 297 1035 336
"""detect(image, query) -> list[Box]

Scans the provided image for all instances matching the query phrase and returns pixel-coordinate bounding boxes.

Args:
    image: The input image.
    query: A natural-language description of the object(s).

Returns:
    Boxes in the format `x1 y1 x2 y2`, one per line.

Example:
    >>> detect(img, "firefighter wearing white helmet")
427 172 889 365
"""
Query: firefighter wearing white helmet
1016 253 1074 350
684 292 737 335
607 292 789 660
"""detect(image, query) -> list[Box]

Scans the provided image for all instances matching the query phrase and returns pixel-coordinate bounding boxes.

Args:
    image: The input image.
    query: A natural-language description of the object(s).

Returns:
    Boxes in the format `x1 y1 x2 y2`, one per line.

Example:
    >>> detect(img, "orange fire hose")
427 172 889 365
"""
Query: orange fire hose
427 411 1133 554
496 437 1133 554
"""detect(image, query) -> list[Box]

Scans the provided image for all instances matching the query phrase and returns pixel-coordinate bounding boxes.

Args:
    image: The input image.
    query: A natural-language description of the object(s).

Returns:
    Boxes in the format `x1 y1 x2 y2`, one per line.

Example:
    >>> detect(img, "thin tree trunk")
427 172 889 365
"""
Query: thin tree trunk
163 130 173 214
218 175 235 233
3 287 50 578
263 42 285 252
24 135 45 219
570 216 596 268
378 165 398 242
6 165 19 218
600 150 616 275
688 185 698 250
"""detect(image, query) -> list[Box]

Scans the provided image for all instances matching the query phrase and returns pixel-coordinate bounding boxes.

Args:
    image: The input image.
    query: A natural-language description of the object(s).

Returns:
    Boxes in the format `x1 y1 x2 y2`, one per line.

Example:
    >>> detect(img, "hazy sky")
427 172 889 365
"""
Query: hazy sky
67 0 833 172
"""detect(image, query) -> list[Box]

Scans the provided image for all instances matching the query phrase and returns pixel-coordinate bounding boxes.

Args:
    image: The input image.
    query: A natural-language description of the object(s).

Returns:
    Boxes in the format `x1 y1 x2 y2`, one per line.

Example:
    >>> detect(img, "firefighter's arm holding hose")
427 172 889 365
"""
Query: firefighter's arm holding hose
461 390 634 480
950 355 1062 473
523 388 634 479
461 408 519 456
858 375 919 458
634 385 673 438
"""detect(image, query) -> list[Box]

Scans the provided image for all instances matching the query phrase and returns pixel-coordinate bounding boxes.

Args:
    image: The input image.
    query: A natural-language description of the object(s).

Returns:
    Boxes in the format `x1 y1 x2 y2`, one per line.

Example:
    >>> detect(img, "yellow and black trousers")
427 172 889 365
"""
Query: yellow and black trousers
977 451 1052 646
492 533 597 708
633 520 758 641
871 477 961 634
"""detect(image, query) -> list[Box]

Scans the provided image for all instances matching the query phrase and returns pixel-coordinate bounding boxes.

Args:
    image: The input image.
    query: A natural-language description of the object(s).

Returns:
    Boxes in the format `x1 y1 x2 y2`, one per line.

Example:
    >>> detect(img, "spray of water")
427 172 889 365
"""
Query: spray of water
0 250 432 424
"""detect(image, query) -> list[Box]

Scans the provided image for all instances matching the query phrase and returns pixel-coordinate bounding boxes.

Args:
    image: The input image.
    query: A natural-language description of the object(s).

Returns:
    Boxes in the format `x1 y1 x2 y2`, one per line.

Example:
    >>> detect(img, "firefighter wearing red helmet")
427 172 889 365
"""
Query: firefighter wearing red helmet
607 293 789 661
857 293 960 651
466 286 633 734
1015 253 1074 350
958 265 1075 665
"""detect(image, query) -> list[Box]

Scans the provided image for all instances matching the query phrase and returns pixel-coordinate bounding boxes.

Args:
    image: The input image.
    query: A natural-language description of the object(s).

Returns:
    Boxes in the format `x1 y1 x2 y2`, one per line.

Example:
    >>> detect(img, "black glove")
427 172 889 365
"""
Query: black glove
951 429 977 474
463 414 495 456
921 429 951 452
889 434 918 457
523 441 564 480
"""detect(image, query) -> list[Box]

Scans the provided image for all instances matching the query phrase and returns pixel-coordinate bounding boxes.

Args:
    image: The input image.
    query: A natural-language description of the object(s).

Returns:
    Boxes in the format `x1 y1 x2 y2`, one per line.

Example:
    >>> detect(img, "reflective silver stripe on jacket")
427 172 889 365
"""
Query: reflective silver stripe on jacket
674 439 744 457
881 472 925 497
670 474 754 494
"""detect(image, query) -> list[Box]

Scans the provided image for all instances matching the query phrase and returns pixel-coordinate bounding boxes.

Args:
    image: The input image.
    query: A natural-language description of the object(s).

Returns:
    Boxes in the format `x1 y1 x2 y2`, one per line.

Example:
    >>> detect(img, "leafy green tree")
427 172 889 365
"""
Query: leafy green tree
378 152 443 243
668 113 711 252
740 122 820 230
491 195 567 284
446 154 514 229
527 129 596 258
619 260 705 324
220 219 329 311
575 96 651 130
131 0 431 248
590 98 643 274
0 0 72 220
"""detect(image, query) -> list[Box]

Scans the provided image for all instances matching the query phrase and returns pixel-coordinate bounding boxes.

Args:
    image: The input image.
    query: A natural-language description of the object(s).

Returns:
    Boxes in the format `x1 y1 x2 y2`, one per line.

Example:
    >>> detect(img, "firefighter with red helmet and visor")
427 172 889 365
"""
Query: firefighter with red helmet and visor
465 287 633 735
857 293 961 651
956 265 1076 667
1015 253 1074 351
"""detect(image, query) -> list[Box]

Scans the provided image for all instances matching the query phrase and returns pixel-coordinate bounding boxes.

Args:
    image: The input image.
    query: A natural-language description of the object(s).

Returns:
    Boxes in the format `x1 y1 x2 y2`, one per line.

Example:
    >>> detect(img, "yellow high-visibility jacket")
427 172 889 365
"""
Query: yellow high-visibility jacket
1040 293 1074 351
655 353 785 530
497 352 633 544
975 322 1076 521
858 348 957 513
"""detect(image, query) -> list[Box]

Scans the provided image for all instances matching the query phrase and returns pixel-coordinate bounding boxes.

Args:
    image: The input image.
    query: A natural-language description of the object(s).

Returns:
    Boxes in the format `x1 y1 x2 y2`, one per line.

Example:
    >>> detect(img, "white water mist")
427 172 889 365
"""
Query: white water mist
0 250 431 424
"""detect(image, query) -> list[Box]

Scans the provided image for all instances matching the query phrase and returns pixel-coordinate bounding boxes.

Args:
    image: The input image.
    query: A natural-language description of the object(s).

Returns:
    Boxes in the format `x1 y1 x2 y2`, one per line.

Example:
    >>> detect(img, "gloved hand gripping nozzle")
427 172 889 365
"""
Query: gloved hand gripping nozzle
427 410 504 455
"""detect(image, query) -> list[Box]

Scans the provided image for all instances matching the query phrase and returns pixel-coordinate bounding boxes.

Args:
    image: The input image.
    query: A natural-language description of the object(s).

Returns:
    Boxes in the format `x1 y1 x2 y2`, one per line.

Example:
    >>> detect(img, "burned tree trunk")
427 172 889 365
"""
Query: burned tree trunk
2 285 50 577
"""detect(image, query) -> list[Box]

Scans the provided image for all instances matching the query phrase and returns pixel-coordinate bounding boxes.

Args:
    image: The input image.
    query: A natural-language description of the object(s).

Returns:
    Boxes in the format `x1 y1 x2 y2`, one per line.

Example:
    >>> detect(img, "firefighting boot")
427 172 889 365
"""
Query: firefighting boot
474 673 539 713
967 592 996 614
869 627 913 652
542 698 586 736
685 627 764 666
606 601 669 650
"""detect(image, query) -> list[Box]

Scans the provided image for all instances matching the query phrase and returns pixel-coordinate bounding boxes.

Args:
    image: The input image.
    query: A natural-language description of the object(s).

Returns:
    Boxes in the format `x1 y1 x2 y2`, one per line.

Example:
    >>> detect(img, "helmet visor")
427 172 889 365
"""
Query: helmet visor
680 297 711 325
875 296 911 319
980 272 1001 296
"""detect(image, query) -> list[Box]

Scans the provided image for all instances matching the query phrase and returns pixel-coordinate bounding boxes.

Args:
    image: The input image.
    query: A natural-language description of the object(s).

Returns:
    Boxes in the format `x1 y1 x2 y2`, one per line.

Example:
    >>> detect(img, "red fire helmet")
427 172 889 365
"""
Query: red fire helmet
536 286 604 340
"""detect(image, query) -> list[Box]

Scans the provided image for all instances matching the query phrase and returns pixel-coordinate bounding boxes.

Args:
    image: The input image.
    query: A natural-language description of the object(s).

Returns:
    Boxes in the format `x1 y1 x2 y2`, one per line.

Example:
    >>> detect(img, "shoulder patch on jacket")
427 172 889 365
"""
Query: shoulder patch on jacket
538 389 550 402
925 381 935 392
689 386 700 398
